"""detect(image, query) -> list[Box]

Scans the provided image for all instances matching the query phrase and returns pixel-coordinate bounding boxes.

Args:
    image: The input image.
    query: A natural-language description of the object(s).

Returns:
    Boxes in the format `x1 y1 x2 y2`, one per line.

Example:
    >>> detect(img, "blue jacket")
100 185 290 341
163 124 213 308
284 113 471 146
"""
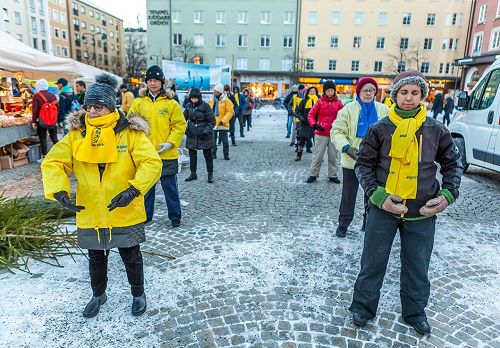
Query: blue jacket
232 88 246 114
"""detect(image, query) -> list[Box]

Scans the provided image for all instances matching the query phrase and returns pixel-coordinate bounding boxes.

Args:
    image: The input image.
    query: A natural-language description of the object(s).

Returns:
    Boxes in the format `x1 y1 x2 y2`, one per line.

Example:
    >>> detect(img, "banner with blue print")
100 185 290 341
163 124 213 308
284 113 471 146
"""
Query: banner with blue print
161 60 231 91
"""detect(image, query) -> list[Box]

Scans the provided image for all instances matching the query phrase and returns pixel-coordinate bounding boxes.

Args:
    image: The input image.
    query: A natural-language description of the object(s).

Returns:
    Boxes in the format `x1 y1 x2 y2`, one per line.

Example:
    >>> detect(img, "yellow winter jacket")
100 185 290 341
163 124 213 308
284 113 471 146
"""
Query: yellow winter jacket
331 101 389 169
128 91 186 160
41 111 162 229
208 95 234 129
292 94 303 122
121 90 135 114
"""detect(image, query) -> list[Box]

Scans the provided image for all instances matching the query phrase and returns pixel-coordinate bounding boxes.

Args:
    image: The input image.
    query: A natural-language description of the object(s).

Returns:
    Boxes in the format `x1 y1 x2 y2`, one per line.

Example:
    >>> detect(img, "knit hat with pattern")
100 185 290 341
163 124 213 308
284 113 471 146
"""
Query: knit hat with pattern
390 70 429 101
84 73 118 111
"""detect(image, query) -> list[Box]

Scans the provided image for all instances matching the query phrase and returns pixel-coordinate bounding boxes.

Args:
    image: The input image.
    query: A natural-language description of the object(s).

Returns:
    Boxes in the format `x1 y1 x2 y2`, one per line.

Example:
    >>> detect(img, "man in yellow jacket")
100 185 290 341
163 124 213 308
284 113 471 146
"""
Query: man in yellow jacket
41 73 162 318
120 84 135 114
209 83 234 160
128 65 187 227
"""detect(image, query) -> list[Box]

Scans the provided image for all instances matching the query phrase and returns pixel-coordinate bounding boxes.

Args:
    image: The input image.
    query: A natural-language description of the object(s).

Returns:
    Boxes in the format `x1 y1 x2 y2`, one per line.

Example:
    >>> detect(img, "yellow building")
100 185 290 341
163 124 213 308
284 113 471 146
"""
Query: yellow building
297 0 472 100
48 0 70 58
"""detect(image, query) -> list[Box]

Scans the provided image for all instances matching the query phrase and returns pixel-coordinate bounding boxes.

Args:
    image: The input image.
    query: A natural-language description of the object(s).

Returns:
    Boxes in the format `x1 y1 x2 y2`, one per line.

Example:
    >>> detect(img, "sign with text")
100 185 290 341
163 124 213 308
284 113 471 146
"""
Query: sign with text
148 10 170 26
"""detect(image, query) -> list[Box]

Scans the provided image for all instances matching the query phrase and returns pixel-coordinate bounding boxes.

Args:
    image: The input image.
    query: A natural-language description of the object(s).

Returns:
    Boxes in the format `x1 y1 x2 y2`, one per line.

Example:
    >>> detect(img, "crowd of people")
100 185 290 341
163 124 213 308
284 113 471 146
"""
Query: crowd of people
35 66 463 338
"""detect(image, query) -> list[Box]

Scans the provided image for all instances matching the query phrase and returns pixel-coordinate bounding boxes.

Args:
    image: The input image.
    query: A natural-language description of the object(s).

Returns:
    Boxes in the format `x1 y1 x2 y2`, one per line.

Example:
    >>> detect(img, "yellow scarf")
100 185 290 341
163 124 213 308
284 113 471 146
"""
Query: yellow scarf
305 94 318 109
73 109 120 164
386 103 427 199
234 93 240 106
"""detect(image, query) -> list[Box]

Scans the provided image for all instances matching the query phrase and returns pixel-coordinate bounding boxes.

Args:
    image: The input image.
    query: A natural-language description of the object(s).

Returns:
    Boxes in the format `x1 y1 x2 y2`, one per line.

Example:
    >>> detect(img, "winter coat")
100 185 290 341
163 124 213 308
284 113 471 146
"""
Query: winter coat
243 96 254 115
444 97 454 115
432 93 443 113
41 110 162 249
184 100 215 150
331 100 389 169
296 97 315 139
128 89 186 160
208 94 234 129
121 90 135 114
308 94 344 137
355 115 462 218
32 90 58 126
58 91 75 123
232 89 246 114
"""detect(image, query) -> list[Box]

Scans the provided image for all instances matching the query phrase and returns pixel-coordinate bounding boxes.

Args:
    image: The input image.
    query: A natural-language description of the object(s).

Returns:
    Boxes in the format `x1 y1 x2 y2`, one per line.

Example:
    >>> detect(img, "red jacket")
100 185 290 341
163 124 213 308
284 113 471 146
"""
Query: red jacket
32 90 58 123
308 94 343 137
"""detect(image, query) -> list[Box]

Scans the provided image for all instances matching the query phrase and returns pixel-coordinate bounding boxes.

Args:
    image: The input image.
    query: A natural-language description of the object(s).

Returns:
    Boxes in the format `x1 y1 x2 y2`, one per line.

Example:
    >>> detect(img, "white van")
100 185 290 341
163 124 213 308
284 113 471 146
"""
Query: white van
449 59 500 173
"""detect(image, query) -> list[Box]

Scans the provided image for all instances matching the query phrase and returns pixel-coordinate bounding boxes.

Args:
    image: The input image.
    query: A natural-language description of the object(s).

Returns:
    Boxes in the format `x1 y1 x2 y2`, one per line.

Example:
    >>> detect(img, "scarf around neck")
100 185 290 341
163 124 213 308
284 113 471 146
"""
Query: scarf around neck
305 94 318 109
385 103 427 199
73 109 120 164
355 96 379 137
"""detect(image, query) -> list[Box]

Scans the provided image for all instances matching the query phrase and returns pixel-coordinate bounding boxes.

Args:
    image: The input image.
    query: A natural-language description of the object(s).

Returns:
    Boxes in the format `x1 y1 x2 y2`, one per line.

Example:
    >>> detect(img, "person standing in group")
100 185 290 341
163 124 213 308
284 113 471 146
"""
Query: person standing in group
75 80 86 106
243 89 255 131
294 86 319 161
306 80 343 183
224 84 238 146
443 94 454 126
431 92 443 119
128 65 187 227
56 77 76 133
284 85 297 139
349 71 462 335
32 79 59 164
232 86 247 138
331 77 389 238
184 88 216 183
41 73 163 318
120 84 135 114
290 84 305 147
210 84 234 160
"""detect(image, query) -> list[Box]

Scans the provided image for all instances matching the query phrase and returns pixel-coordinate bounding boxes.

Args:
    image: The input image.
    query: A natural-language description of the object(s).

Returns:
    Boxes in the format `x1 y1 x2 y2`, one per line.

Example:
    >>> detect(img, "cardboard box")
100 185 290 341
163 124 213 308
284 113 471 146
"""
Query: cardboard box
0 155 13 169
13 157 28 167
12 141 29 159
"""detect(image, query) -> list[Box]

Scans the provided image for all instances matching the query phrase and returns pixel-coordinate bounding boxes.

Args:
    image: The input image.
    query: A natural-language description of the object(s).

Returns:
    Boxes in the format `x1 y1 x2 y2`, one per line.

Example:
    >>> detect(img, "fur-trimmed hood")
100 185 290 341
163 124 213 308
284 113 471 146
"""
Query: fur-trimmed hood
66 110 150 135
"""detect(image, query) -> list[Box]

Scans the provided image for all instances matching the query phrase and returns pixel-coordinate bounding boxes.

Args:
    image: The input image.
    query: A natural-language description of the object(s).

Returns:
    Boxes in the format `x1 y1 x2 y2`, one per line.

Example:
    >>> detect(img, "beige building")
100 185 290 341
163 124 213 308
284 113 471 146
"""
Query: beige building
297 0 472 100
48 0 70 58
66 0 125 76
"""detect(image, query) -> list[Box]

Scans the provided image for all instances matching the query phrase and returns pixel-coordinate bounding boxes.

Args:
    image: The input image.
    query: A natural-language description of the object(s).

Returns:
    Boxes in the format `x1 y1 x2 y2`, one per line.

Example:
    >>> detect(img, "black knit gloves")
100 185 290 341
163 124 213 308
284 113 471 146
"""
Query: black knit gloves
107 185 141 211
54 191 85 212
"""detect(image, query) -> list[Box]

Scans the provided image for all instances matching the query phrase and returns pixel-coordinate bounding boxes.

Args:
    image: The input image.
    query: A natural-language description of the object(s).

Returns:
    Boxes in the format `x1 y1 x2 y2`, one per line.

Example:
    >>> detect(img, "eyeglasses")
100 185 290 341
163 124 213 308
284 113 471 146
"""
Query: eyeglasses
82 104 104 112
360 89 376 94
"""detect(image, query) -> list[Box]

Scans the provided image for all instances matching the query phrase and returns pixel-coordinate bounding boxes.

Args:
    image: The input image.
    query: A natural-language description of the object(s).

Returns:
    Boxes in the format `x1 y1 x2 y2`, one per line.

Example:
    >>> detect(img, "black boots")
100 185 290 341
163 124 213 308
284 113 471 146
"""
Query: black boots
83 292 107 318
132 293 147 316
407 320 431 335
352 312 369 326
185 172 197 182
295 151 302 161
208 173 214 183
306 176 317 183
336 226 347 238
329 176 341 184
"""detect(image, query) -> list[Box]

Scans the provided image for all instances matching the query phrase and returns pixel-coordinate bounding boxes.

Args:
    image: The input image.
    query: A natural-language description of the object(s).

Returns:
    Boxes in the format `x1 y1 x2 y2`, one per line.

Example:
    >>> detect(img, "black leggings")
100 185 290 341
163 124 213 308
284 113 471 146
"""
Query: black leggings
189 149 213 173
36 125 58 155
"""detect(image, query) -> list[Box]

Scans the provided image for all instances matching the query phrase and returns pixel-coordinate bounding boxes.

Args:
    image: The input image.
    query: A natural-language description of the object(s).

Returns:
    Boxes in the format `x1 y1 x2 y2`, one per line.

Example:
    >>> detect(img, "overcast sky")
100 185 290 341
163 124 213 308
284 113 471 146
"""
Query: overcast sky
98 0 147 28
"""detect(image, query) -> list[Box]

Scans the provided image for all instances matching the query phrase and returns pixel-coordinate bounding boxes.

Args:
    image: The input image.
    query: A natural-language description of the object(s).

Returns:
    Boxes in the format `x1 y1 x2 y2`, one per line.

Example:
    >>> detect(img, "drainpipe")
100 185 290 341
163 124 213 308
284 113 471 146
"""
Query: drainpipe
294 0 302 85
461 0 477 90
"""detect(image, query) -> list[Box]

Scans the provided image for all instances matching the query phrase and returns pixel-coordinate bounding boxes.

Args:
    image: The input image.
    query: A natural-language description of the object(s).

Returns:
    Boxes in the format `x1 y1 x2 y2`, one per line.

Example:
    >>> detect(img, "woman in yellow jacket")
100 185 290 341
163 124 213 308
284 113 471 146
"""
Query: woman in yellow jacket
331 77 389 237
208 84 234 160
41 74 162 318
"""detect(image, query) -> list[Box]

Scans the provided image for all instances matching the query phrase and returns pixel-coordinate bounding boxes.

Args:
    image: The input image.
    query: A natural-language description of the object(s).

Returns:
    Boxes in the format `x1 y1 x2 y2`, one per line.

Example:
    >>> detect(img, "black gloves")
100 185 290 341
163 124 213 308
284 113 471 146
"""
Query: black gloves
54 191 85 212
313 124 325 131
107 185 141 211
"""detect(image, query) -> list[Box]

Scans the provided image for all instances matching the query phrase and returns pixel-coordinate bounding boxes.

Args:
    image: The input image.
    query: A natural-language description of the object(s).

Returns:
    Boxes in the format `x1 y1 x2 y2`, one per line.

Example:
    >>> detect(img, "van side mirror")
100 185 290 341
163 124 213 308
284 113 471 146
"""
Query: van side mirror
456 91 469 111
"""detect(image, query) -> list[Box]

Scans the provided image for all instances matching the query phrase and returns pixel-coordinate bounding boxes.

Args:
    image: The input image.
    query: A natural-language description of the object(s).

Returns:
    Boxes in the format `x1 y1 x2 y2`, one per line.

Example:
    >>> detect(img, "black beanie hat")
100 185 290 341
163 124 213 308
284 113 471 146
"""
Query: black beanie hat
145 65 165 84
323 80 336 92
190 88 202 99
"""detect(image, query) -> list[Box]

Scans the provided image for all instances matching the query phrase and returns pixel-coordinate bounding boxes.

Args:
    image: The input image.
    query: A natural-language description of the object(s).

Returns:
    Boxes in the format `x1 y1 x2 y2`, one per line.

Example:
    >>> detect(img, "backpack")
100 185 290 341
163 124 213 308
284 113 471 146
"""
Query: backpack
38 93 58 127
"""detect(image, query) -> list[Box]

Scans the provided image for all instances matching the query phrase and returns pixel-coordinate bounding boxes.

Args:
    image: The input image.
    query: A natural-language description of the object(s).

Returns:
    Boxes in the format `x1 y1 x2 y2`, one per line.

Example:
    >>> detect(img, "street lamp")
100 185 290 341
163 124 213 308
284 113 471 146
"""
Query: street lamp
149 54 165 66
82 32 107 67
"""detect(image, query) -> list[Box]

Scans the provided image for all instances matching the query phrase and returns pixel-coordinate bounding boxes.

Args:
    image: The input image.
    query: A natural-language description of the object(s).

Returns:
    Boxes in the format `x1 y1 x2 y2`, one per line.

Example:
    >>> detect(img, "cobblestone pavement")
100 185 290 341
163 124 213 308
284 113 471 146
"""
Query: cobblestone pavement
1 110 500 348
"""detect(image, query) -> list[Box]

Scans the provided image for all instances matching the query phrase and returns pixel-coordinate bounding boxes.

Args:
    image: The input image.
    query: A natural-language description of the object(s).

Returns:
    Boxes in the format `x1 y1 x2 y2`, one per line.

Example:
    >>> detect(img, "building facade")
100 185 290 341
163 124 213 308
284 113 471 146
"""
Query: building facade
297 0 472 100
146 0 298 98
48 0 70 58
457 0 500 90
66 0 125 75
124 27 148 81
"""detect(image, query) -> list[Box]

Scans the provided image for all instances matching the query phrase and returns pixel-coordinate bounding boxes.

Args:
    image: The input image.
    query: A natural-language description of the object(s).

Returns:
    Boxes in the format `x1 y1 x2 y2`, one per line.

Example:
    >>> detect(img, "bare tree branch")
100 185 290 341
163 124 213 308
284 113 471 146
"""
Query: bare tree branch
125 35 147 79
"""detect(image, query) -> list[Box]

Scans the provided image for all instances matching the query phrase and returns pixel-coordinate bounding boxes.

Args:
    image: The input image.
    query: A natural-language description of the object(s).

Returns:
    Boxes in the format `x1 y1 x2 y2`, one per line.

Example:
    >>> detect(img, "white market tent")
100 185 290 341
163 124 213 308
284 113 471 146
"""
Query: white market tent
0 30 122 84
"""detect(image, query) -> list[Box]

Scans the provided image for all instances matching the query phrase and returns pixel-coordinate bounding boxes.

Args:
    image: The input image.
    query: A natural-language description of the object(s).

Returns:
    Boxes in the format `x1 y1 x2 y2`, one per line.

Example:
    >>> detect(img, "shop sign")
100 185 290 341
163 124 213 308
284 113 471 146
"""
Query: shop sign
320 78 357 85
148 10 170 26
429 80 446 89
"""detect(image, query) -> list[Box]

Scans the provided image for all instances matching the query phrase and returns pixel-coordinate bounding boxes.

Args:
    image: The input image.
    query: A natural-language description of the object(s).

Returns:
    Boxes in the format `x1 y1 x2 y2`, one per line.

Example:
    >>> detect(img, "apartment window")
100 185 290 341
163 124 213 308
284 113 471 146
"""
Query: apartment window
261 11 271 24
376 37 385 49
400 37 409 49
305 59 314 71
427 13 436 25
441 39 447 49
402 13 412 25
56 45 61 56
60 13 66 24
42 39 47 52
374 61 383 72
472 33 483 54
16 34 23 41
193 34 204 47
62 47 68 57
282 59 293 71
331 11 341 24
398 61 406 72
40 19 46 36
260 35 270 47
259 58 270 70
448 38 454 50
445 63 451 74
62 30 67 39
355 12 364 25
216 11 226 24
424 38 433 50
351 60 360 71
31 16 37 34
284 11 294 24
378 12 388 25
452 13 462 25
89 24 94 32
478 5 487 22
215 57 226 65
81 21 86 29
490 30 500 50
72 2 77 11
52 9 59 21
173 33 182 46
96 26 100 33
439 63 444 74
330 36 339 48
353 36 361 48
38 0 44 16
194 10 204 23
172 10 182 23
216 34 225 47
328 59 337 71
308 11 317 24
29 0 35 13
80 5 85 14
283 35 293 48
238 34 248 47
238 11 248 24
89 10 93 17
421 62 430 74
96 12 100 20
307 35 316 48
54 28 59 38
14 11 21 25
237 57 248 70
33 38 38 49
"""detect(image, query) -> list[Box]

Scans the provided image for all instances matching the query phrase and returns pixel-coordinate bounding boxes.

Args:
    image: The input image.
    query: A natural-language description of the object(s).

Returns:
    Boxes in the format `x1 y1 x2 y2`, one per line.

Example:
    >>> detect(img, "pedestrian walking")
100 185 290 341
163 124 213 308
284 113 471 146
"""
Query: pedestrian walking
331 77 389 237
32 79 59 163
284 86 296 139
56 77 76 133
232 86 247 138
224 84 238 146
41 73 162 318
128 65 187 227
305 80 343 183
210 84 234 160
184 88 216 183
349 71 462 335
290 84 305 147
119 84 135 114
431 92 443 119
294 86 318 161
243 89 254 131
443 94 454 126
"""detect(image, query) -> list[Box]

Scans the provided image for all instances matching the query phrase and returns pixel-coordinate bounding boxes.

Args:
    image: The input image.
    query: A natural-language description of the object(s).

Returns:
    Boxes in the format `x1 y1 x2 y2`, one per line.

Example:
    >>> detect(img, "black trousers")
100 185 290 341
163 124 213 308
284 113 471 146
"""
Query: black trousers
350 207 436 324
237 112 245 136
213 130 229 157
36 125 58 155
443 112 451 126
229 117 237 144
244 113 252 129
189 148 213 174
339 168 368 229
296 137 313 152
88 245 144 297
